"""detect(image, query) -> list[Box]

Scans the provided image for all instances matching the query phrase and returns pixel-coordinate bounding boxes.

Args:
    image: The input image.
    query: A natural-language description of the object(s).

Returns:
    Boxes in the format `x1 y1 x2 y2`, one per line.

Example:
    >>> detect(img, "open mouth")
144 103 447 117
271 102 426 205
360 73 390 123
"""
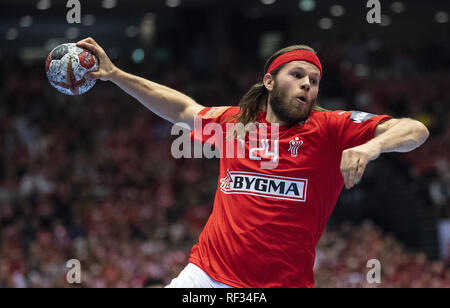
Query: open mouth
297 96 307 104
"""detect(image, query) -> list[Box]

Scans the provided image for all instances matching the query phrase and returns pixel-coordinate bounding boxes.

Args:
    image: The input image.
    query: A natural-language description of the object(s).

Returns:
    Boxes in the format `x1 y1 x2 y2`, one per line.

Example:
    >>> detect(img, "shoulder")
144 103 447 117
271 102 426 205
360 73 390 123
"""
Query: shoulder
309 109 347 124
199 106 239 119
222 106 241 117
311 109 383 123
307 110 351 135
313 109 348 117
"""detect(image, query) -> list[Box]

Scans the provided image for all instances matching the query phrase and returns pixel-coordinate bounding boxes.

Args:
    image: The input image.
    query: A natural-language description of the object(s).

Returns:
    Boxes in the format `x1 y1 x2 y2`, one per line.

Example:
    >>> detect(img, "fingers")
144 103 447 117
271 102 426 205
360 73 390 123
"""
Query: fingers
340 163 350 189
77 37 99 47
76 41 101 57
348 159 368 188
340 152 351 189
76 38 105 80
340 150 369 189
347 158 358 188
356 160 368 184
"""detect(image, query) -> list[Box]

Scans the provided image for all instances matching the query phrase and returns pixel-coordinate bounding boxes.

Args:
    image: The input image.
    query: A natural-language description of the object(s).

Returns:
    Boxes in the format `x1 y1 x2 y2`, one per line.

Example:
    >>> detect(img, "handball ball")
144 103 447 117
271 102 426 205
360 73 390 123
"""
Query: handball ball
45 43 98 95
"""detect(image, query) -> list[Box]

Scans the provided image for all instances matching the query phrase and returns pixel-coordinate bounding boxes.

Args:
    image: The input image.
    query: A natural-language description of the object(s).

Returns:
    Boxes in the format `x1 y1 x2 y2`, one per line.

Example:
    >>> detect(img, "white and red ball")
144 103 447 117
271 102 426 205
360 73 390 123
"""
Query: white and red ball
45 43 98 95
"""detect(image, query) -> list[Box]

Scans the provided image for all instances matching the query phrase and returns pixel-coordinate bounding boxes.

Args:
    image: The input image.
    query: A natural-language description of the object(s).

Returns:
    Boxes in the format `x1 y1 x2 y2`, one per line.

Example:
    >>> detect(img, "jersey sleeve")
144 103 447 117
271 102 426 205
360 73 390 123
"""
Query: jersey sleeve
328 110 392 152
190 106 239 145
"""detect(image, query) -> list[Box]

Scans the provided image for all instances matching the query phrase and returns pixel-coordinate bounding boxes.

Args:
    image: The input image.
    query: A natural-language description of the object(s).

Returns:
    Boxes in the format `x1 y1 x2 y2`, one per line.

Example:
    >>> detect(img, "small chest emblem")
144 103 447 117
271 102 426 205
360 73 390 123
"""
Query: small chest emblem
288 137 303 158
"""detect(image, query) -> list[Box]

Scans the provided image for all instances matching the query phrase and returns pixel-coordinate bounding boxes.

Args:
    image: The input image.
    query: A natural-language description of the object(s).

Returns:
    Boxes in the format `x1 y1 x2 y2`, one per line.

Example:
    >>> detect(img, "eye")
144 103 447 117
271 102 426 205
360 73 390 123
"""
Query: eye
310 79 317 84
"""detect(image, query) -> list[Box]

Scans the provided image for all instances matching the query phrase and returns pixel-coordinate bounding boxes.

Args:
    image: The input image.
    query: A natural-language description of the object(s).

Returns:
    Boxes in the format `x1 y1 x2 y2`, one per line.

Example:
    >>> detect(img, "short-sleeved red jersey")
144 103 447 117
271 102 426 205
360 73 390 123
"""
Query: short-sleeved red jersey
188 106 391 288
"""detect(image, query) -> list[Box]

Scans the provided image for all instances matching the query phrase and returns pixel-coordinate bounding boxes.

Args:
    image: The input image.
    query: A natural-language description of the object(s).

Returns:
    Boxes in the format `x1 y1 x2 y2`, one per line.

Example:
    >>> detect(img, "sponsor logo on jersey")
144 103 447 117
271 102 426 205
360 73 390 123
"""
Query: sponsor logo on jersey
288 137 303 157
350 111 376 123
219 169 307 202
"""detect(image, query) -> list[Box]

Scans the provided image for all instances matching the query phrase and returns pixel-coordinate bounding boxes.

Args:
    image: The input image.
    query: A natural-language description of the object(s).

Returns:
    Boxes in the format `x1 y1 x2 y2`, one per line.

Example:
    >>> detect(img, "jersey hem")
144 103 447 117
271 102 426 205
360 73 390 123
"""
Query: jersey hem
187 257 314 288
188 257 250 288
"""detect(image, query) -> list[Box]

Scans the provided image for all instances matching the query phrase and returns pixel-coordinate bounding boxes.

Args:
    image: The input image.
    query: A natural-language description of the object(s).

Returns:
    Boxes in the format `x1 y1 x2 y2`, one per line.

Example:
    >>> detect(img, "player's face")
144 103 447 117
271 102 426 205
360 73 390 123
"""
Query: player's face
266 61 320 125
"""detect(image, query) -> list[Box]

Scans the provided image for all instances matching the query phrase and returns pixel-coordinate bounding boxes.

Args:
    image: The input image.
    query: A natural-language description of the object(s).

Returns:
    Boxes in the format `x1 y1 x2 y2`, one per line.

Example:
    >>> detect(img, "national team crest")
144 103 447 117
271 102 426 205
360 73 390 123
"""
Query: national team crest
220 169 233 191
288 137 303 157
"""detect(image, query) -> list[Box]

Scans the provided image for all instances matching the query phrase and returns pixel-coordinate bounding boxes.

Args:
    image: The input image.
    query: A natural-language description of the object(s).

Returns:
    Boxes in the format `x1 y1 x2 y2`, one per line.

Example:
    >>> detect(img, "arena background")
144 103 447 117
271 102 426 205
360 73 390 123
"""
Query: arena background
0 0 449 287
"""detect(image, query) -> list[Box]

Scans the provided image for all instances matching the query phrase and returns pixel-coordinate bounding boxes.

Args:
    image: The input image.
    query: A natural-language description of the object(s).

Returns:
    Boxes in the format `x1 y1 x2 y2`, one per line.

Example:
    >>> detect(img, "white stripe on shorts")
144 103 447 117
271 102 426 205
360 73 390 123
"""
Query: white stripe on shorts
165 263 233 288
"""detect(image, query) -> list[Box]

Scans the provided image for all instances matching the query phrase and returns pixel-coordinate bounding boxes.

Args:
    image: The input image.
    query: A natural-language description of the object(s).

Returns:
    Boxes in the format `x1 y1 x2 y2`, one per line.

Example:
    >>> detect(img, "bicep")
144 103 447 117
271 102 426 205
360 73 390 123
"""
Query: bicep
374 118 400 137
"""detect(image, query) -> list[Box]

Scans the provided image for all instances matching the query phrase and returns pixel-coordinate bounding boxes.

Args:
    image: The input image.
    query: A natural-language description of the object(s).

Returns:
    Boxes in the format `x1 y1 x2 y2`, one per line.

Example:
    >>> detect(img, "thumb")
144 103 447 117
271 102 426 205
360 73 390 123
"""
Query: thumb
85 71 101 80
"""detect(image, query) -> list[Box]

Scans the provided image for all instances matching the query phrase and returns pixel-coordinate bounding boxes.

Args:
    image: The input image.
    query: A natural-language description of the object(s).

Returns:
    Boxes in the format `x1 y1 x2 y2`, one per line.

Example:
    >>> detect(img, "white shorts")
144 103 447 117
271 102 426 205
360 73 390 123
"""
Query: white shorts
165 263 233 288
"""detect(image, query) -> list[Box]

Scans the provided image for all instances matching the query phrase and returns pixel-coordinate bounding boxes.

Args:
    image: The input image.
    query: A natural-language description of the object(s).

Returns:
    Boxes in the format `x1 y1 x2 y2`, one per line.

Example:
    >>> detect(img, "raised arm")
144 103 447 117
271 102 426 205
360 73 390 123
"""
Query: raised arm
76 37 204 130
340 118 429 189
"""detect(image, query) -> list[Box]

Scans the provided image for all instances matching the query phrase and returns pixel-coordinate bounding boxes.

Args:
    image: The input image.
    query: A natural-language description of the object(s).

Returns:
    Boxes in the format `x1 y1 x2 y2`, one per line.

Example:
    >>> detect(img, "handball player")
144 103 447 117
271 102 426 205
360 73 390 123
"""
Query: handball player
76 37 429 288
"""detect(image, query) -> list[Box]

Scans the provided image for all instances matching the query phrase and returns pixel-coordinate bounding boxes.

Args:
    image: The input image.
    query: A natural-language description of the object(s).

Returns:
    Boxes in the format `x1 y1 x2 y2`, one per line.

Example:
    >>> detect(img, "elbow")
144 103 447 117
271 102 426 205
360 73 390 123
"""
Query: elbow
415 120 429 144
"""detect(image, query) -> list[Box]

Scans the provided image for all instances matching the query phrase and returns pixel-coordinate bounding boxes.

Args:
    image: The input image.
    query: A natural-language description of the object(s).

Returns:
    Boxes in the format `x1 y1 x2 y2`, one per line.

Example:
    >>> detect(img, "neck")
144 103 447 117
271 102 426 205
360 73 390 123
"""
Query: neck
265 102 290 126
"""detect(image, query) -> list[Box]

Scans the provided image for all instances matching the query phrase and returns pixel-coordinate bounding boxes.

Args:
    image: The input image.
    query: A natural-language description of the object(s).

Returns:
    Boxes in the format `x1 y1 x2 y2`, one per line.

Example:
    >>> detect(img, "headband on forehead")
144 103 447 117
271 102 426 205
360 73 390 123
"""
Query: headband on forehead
266 50 323 76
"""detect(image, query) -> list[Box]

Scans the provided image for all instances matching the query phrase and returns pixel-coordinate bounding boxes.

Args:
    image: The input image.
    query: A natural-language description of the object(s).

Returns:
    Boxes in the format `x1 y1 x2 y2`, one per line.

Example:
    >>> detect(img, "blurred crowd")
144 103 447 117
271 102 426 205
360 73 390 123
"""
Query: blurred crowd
0 37 449 287
315 220 450 288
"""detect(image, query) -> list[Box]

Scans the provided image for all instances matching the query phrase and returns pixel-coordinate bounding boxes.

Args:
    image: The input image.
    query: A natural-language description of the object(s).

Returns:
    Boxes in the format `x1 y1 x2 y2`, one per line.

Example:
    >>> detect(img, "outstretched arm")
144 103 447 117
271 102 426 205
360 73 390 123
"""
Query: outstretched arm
340 118 429 189
76 37 204 130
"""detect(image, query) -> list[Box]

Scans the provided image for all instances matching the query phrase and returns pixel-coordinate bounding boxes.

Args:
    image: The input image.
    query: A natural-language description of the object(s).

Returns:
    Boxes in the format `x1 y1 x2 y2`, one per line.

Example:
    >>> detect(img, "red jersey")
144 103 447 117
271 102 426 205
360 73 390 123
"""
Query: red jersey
188 106 391 288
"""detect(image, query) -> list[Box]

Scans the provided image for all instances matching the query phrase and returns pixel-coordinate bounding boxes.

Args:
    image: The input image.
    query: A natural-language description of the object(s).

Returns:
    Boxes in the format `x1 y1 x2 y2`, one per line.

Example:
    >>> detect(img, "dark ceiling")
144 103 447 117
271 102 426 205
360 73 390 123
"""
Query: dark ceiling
0 0 448 59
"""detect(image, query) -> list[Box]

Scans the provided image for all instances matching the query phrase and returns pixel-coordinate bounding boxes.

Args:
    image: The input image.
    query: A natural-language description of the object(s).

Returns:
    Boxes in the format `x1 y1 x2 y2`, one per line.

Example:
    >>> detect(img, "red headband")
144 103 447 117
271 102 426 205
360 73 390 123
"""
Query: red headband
266 50 322 76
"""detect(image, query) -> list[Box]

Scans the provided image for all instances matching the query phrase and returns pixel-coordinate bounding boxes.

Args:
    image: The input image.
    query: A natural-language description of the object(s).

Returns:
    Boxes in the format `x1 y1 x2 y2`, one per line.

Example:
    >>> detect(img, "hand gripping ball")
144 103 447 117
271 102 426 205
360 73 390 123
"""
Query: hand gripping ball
45 43 99 95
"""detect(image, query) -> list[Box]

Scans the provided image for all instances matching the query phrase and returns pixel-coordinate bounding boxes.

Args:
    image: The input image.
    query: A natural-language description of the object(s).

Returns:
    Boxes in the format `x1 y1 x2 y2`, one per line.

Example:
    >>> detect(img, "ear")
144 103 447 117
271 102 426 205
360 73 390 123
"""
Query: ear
263 73 274 91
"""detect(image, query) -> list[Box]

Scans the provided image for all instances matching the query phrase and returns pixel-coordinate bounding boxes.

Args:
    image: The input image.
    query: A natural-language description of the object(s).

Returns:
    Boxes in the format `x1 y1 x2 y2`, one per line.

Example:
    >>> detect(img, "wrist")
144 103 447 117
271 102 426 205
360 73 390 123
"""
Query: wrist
108 66 122 83
366 139 383 160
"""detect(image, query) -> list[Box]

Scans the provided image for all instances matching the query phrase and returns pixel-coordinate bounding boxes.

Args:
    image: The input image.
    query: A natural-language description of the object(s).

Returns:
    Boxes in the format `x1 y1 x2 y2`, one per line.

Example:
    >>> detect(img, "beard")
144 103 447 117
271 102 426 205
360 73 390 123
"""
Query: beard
268 82 314 126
